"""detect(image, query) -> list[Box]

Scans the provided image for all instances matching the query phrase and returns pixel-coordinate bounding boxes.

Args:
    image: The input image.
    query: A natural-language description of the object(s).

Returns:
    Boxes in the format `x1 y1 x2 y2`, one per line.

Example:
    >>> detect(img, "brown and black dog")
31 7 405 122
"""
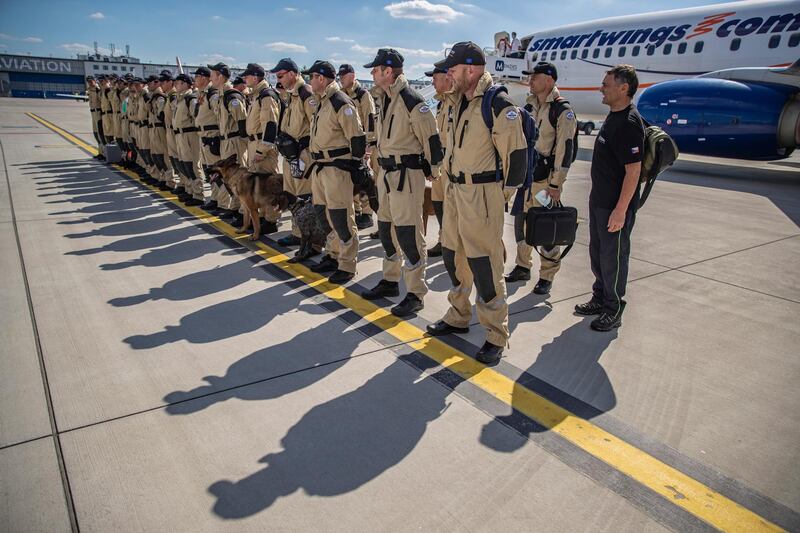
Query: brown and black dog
206 155 283 240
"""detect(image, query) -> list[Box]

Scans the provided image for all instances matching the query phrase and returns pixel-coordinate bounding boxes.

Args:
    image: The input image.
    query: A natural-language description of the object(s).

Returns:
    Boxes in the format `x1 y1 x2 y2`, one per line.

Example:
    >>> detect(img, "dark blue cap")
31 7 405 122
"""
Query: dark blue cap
269 58 299 74
194 66 211 77
363 48 404 69
523 61 558 81
301 60 336 79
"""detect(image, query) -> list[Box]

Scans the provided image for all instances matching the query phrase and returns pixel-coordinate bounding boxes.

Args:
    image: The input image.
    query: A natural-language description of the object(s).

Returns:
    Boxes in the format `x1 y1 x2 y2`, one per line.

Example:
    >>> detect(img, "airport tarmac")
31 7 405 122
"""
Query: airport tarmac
1 98 799 533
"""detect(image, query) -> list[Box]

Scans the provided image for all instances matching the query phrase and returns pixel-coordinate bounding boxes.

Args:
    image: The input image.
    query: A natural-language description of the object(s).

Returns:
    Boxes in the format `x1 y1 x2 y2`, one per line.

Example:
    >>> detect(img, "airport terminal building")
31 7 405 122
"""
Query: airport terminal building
0 52 200 98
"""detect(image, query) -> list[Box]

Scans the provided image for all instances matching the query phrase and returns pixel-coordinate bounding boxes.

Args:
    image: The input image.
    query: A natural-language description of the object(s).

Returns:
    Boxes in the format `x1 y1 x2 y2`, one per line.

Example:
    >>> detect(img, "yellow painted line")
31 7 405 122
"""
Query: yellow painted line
28 112 784 533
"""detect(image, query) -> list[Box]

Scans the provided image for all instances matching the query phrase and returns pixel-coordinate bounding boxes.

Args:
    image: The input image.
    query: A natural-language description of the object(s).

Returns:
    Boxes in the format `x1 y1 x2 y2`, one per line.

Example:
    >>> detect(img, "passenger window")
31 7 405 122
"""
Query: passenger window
769 35 781 49
694 41 704 53
632 45 640 56
619 46 626 57
593 48 600 58
646 45 655 56
571 50 577 59
581 49 588 59
604 47 612 58
663 43 672 54
678 42 687 54
730 38 741 51
790 33 800 47
531 52 539 61
561 50 567 60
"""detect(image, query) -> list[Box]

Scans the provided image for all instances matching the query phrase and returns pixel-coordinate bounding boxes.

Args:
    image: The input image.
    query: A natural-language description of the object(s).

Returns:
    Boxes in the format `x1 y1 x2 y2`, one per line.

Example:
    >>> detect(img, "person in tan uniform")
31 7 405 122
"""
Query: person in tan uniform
99 76 114 146
118 75 133 166
193 66 223 210
426 42 528 364
359 49 443 317
270 58 315 247
505 62 577 295
303 60 367 284
426 65 455 257
172 73 204 206
232 76 248 97
338 63 377 231
127 78 142 169
109 76 122 149
210 62 245 223
147 74 171 189
242 63 282 234
161 71 187 198
136 78 155 180
86 76 104 159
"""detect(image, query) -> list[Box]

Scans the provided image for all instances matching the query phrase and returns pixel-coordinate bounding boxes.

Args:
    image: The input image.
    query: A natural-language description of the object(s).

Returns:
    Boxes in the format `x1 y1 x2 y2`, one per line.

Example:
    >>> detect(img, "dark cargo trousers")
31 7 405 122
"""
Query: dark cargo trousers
589 205 636 318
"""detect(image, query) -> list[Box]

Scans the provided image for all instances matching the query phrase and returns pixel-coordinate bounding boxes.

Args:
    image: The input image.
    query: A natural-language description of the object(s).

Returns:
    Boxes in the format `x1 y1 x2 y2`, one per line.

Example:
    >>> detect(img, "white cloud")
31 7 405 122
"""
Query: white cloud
283 7 298 11
198 53 237 63
60 42 110 55
89 12 105 19
326 36 356 44
0 33 43 43
264 41 308 53
211 15 223 20
351 43 443 59
384 1 464 24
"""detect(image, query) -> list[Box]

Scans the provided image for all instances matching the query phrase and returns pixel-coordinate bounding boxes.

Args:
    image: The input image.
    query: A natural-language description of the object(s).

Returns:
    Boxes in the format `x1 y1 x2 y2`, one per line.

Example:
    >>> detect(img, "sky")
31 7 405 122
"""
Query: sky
0 0 735 79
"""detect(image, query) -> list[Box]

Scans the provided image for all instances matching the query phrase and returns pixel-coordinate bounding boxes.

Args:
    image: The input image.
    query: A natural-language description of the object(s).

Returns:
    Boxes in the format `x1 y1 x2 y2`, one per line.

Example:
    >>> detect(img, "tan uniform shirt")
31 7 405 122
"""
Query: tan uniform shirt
109 87 121 138
245 79 280 156
165 88 179 157
376 74 442 176
309 81 366 162
445 72 527 187
526 87 577 187
217 82 247 142
280 77 315 142
345 79 377 147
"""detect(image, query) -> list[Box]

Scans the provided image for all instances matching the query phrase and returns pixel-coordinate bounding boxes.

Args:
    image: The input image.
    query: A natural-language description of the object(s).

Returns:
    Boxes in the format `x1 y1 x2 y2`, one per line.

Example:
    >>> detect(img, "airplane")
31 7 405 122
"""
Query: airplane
486 0 800 160
56 93 89 102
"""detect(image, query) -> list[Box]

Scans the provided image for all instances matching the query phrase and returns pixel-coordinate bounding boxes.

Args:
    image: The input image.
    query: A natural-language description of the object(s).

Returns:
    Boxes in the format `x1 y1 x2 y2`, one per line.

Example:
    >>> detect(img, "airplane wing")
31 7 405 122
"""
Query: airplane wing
56 94 90 101
698 58 800 88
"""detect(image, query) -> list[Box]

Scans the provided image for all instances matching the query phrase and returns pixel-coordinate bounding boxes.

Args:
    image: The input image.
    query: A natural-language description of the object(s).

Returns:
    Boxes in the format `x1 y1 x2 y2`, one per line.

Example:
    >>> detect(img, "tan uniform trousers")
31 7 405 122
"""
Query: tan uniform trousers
166 129 180 186
199 137 230 207
513 179 561 280
177 133 205 200
215 138 246 210
441 180 509 346
282 150 313 236
248 141 281 222
376 167 427 298
312 164 359 274
149 127 169 183
102 113 114 142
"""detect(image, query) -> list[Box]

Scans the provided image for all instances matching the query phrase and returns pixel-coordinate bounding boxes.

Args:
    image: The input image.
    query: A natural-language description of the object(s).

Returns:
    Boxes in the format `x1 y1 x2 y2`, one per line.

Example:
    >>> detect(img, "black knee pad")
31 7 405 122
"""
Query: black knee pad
467 256 497 303
377 220 396 257
395 225 421 265
184 162 197 181
328 208 352 243
155 154 167 172
513 212 526 243
432 201 444 226
93 131 102 145
313 204 332 235
442 247 460 287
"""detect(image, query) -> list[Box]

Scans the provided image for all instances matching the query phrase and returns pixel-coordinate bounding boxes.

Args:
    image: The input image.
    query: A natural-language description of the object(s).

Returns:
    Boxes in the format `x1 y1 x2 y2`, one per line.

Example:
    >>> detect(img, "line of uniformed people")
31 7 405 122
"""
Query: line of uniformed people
84 42 578 364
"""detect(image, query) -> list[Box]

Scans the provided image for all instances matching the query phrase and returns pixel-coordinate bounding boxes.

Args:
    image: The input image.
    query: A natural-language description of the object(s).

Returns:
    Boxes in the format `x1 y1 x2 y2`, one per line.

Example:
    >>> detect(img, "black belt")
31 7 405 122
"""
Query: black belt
223 132 242 140
152 122 165 128
142 121 150 127
310 147 350 160
378 154 428 192
447 170 499 185
201 125 219 131
176 127 198 134
90 108 100 112
248 134 258 142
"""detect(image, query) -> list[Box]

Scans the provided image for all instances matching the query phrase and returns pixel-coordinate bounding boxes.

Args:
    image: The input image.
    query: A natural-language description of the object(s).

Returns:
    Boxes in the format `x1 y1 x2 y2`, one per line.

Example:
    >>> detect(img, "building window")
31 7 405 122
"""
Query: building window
593 48 600 58
571 50 577 59
790 33 800 47
619 46 626 57
730 38 741 51
678 42 687 54
561 50 567 60
694 41 704 53
769 35 781 49
103 65 108 70
663 43 672 54
581 49 588 59
93 65 99 70
632 45 640 56
112 66 117 71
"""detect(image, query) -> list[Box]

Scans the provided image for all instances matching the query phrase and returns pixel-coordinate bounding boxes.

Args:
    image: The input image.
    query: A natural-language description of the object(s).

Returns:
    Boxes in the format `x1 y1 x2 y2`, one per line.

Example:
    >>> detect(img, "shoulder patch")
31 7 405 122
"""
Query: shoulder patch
565 111 575 120
231 99 239 107
329 91 353 113
354 86 367 101
308 97 316 107
419 105 430 114
505 109 518 120
399 86 424 113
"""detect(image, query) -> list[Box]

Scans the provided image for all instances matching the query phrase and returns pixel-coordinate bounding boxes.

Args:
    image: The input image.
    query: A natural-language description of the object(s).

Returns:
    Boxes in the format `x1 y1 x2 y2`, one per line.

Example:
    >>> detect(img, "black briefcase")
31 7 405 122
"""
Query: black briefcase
524 203 578 262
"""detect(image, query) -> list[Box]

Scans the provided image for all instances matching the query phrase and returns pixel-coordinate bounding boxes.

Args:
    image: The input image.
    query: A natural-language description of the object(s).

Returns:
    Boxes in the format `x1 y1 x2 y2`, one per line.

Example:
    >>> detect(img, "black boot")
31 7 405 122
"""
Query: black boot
426 320 469 336
574 300 603 316
391 294 423 317
361 280 400 300
476 341 504 364
355 213 373 230
310 255 339 273
532 278 552 295
328 269 354 284
504 265 531 283
261 220 278 235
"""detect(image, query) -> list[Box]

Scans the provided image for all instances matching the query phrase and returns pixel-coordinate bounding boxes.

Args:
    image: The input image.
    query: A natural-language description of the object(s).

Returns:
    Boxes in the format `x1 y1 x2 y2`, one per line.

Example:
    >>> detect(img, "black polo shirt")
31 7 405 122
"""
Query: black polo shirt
590 104 645 209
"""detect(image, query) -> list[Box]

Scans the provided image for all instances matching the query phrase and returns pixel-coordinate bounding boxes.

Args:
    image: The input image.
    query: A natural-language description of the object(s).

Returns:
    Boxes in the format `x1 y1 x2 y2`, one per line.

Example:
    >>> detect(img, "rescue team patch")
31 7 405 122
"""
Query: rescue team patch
344 107 353 116
308 98 316 107
231 100 239 107
565 111 575 120
506 109 519 120
419 105 430 114
631 146 640 154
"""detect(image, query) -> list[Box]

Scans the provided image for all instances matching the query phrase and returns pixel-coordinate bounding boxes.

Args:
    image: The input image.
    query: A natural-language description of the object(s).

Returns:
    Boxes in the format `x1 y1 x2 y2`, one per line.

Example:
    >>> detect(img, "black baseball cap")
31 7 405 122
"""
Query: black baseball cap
232 76 245 85
85 75 95 81
433 41 485 70
194 66 211 77
338 64 354 76
363 48 404 69
424 66 448 77
301 60 336 79
241 63 265 77
175 73 193 84
123 73 134 81
207 62 230 78
145 75 159 83
159 70 174 82
523 61 558 80
269 58 299 73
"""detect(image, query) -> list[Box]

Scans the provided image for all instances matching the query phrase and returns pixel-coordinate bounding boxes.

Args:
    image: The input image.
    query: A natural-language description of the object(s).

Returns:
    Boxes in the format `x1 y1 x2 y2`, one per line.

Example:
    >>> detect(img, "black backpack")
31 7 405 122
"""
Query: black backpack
638 118 679 208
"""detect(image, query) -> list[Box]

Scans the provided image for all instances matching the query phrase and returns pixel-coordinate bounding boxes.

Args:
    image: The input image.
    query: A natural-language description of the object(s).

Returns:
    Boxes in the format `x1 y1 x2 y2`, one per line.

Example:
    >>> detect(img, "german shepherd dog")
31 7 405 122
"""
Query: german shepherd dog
206 155 283 241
